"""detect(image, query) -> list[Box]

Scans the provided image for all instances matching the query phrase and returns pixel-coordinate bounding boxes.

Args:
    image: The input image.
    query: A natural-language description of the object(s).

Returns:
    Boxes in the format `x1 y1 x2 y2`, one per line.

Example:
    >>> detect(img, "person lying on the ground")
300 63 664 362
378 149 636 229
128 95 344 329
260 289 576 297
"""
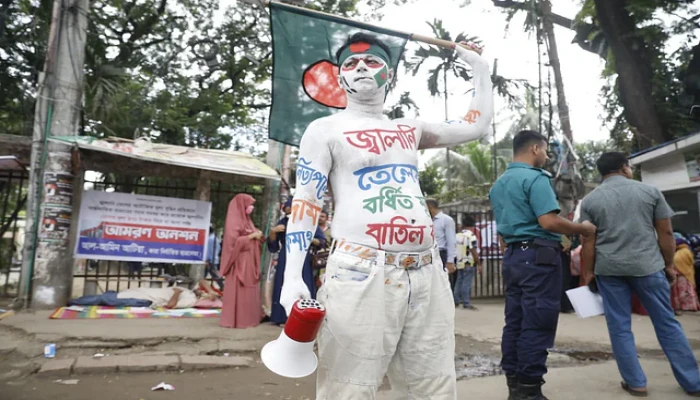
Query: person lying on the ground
69 279 222 309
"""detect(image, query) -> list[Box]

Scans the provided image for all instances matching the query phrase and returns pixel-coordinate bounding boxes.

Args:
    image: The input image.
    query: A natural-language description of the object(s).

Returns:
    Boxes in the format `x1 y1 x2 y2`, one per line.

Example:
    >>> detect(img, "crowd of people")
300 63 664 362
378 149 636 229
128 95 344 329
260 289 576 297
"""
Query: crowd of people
489 131 700 399
200 194 331 329
128 32 700 400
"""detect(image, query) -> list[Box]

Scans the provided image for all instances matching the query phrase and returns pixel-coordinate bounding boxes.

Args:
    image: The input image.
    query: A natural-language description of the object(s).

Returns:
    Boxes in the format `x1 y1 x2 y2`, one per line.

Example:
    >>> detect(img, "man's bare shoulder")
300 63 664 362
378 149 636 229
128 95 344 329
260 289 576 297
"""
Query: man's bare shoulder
391 117 423 127
305 116 335 132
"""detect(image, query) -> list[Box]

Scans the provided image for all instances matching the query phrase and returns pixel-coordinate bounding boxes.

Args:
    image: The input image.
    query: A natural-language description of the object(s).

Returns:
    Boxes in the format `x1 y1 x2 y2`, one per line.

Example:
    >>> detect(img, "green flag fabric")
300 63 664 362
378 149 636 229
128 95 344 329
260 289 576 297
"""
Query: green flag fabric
269 2 409 147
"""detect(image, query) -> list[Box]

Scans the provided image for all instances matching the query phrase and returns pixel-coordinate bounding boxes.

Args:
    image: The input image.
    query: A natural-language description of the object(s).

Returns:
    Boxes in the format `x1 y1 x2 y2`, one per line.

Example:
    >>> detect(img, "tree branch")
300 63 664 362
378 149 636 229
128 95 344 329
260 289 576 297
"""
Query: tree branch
234 103 271 109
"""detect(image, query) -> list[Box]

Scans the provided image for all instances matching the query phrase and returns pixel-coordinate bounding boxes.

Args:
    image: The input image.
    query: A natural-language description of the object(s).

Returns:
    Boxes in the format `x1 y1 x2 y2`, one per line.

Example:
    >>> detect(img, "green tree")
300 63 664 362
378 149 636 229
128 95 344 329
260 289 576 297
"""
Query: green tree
428 142 510 199
492 0 573 143
405 19 480 192
418 164 444 197
583 0 700 150
1 0 413 153
574 140 620 183
494 0 700 150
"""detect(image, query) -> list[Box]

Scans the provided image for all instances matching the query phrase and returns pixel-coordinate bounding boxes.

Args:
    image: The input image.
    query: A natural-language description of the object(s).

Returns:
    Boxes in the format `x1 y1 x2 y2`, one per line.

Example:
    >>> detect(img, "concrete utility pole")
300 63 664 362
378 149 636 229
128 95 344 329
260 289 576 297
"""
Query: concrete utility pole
19 0 90 308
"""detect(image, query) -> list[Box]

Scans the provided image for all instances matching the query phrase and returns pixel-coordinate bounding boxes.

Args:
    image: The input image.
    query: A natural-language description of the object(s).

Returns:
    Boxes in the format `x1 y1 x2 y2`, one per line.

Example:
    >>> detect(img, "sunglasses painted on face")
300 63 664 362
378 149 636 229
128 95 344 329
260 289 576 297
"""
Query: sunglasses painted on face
341 55 385 71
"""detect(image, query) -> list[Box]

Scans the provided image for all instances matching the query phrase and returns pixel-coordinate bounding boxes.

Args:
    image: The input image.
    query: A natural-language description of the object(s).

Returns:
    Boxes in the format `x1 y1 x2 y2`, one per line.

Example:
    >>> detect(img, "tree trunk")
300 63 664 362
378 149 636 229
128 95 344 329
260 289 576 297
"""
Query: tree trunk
593 0 666 149
541 0 573 143
491 0 606 60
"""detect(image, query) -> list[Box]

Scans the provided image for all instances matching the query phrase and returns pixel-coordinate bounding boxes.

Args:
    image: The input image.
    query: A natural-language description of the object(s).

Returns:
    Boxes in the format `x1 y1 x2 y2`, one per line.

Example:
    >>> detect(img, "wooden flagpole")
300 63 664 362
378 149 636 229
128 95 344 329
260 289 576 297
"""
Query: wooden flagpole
239 0 483 55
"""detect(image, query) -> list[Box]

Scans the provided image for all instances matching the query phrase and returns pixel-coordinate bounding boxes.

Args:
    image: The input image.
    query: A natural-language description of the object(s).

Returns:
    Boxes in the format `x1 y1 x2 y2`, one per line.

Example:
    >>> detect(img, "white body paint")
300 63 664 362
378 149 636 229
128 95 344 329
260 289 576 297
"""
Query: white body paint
280 44 494 315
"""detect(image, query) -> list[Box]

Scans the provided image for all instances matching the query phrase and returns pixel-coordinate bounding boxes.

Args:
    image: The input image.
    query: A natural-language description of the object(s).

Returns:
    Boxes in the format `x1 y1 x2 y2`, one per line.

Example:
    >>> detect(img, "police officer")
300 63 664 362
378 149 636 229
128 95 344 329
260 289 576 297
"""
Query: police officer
490 130 596 400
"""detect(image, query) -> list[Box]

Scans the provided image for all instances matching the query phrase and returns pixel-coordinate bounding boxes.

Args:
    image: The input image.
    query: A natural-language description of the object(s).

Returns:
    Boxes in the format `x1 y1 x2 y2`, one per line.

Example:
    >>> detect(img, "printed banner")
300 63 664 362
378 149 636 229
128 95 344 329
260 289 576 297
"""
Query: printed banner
74 191 211 263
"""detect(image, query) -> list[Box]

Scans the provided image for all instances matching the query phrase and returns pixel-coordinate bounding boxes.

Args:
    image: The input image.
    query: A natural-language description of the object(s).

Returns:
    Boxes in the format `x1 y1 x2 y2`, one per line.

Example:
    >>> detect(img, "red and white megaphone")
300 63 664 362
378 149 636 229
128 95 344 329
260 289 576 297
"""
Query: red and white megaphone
261 299 326 378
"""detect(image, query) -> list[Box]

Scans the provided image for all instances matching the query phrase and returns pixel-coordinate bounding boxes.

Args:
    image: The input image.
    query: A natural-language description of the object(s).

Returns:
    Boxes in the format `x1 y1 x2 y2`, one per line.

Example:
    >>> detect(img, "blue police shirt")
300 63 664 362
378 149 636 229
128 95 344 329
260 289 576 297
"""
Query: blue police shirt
489 162 561 244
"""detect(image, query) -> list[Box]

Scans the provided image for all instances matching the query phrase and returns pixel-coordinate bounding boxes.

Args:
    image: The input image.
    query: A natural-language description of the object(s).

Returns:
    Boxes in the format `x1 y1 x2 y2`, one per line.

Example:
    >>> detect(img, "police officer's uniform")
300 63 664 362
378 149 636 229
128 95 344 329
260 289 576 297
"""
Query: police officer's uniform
489 162 562 397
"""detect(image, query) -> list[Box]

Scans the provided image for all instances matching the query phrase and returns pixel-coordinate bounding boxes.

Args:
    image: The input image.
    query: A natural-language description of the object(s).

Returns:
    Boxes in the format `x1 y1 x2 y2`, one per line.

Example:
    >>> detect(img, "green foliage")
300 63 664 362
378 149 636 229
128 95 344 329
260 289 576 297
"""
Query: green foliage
405 19 481 103
0 0 408 155
574 0 700 148
418 164 444 196
428 142 510 198
574 140 620 183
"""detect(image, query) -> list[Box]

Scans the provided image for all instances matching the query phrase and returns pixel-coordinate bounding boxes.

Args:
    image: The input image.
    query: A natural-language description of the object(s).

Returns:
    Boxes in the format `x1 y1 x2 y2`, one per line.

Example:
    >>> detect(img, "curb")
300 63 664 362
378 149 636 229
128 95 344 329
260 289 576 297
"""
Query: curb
38 355 253 376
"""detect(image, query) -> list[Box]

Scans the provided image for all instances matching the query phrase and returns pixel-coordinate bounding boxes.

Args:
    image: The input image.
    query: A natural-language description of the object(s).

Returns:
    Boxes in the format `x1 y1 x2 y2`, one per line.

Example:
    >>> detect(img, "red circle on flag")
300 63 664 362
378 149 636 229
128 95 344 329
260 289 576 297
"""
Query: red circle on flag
302 60 347 109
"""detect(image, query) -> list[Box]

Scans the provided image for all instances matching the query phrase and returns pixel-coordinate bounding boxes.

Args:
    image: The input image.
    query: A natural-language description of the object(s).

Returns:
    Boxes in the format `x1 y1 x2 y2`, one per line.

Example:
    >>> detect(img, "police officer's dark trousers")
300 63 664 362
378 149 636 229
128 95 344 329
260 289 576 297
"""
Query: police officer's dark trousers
501 239 562 384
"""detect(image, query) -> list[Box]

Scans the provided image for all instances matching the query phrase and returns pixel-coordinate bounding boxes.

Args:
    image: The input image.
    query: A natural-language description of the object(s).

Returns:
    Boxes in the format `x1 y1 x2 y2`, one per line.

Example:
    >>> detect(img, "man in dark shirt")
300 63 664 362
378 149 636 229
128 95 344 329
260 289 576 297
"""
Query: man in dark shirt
490 130 596 400
581 152 700 397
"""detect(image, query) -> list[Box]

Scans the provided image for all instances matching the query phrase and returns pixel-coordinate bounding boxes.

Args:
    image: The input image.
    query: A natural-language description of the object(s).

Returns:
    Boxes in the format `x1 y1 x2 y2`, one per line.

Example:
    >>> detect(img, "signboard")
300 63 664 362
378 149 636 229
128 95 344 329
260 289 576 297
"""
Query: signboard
75 191 211 263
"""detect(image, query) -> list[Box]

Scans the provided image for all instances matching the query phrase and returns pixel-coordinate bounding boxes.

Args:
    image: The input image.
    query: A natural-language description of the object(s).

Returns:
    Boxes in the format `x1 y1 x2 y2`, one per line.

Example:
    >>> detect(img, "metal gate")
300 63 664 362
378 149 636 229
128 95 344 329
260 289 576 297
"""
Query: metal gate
443 199 504 299
0 170 28 298
72 175 263 295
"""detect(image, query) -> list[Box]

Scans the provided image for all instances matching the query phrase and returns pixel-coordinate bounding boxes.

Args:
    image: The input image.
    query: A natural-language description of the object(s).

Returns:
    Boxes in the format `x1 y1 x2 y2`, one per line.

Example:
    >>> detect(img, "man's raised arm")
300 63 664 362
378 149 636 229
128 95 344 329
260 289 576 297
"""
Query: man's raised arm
279 121 333 316
418 46 493 149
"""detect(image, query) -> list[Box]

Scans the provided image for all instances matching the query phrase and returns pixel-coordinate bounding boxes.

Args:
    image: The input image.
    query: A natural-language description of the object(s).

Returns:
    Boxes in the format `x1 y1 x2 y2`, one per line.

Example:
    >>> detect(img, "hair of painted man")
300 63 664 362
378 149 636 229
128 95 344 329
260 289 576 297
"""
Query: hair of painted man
513 130 548 155
335 32 392 65
596 152 629 176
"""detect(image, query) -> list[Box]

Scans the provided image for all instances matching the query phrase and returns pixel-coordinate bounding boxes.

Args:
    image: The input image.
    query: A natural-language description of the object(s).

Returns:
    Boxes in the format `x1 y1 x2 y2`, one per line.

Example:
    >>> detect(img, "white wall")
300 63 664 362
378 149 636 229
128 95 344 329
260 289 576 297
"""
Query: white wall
640 153 700 192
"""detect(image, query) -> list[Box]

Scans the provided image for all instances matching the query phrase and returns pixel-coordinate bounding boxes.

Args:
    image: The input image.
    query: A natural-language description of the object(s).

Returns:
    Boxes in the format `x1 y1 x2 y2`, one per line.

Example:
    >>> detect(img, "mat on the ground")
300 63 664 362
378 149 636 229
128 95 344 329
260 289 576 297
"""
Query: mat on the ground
49 305 221 319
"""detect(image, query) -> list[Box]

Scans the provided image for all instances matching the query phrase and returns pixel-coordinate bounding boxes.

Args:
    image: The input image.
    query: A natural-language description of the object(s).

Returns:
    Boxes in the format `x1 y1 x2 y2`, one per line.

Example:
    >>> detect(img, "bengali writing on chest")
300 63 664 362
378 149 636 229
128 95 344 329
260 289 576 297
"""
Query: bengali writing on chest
285 125 433 253
365 216 433 250
343 124 418 155
341 127 431 250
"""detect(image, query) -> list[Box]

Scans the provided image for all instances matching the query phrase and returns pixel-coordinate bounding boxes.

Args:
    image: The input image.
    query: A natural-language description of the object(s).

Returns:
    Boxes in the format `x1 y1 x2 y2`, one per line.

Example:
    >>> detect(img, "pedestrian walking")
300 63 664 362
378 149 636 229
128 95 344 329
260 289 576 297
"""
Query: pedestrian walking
454 214 481 310
490 130 596 400
580 152 700 398
426 198 457 278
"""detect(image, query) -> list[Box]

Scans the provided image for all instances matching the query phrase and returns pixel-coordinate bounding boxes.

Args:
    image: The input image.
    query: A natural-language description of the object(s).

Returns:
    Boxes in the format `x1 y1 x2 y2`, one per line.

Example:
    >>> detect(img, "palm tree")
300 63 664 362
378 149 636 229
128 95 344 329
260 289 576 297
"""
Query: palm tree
428 142 510 198
493 0 573 142
405 19 481 192
385 92 420 119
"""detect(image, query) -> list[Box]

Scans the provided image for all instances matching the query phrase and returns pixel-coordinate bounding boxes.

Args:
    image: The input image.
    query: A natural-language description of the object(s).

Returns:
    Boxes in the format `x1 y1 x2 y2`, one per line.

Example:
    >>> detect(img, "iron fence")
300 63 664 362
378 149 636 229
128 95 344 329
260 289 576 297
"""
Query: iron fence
72 175 264 296
443 200 504 299
0 170 28 298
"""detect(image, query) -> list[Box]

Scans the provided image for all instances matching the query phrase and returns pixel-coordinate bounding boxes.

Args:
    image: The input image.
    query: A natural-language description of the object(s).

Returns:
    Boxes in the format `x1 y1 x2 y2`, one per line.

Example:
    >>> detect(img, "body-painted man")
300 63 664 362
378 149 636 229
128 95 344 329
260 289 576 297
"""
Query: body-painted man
280 32 493 399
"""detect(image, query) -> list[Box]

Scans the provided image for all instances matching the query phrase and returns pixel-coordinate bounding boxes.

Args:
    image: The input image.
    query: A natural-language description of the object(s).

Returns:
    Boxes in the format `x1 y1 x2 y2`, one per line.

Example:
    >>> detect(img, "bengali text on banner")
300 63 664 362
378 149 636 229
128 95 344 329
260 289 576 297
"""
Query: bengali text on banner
74 191 212 263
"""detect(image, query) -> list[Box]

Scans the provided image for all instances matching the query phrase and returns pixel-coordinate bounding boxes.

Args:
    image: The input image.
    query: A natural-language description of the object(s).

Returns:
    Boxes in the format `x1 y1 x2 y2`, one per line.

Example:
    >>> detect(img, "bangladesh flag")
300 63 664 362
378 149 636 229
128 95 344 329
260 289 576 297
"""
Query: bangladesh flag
269 2 409 147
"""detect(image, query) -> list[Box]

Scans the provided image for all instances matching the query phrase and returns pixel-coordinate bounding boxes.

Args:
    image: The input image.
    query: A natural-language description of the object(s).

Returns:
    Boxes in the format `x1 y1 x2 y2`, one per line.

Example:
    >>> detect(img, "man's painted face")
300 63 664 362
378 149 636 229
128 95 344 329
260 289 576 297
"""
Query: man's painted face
339 54 391 95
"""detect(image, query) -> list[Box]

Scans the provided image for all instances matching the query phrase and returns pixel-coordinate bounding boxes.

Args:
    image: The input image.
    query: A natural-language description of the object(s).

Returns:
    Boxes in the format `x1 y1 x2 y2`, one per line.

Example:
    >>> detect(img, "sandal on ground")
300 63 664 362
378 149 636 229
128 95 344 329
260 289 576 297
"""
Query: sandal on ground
621 382 648 397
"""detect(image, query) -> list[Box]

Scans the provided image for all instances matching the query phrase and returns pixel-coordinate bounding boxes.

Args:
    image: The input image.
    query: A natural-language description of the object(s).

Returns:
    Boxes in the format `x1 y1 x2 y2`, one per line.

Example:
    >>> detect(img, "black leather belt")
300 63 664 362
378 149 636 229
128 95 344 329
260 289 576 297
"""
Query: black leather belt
508 238 561 250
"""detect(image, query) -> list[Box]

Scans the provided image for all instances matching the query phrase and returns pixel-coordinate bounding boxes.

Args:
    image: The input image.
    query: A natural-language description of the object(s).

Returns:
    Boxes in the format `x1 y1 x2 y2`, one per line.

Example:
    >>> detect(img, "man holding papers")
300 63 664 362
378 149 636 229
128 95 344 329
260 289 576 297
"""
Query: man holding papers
580 152 700 398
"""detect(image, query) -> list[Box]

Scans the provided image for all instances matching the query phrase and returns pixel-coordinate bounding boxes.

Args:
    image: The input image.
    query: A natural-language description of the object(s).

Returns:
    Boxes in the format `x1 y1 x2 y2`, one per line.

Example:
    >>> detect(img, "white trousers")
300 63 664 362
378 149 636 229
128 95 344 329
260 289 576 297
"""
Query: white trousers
316 249 457 400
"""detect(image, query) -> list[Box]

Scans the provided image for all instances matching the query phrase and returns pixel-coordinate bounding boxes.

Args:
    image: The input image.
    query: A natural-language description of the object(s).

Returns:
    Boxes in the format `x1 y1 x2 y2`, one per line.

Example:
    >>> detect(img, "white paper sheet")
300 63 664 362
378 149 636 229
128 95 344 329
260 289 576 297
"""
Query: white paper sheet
566 286 605 318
